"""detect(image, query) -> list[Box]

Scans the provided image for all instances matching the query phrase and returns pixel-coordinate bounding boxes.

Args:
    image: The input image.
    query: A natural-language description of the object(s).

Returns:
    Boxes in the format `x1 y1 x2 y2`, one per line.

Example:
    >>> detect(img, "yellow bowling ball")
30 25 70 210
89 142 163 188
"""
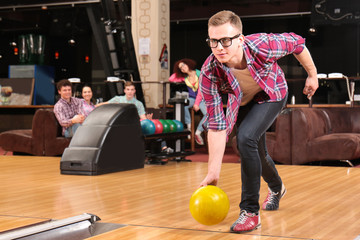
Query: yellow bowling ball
189 185 230 226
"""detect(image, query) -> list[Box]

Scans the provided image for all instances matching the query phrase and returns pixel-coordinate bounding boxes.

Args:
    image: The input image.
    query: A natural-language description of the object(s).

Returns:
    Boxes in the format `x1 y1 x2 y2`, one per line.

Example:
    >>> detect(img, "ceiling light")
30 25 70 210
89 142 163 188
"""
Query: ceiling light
68 38 76 46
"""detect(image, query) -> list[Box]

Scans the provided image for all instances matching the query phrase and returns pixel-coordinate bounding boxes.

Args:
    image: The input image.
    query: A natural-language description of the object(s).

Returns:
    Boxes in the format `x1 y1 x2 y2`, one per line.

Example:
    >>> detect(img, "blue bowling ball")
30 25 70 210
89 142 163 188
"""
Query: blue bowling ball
141 119 156 135
172 119 184 132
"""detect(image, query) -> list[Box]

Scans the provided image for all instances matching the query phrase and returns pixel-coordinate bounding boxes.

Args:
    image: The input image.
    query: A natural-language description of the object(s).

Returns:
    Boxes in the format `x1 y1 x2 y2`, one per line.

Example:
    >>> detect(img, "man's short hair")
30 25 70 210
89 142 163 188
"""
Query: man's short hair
208 10 243 33
56 79 72 91
124 81 135 88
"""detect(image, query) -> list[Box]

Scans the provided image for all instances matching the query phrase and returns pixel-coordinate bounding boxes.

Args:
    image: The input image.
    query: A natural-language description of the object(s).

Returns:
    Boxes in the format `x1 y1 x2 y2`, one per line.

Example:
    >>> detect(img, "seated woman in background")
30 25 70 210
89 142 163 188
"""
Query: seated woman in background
81 84 96 117
173 58 207 145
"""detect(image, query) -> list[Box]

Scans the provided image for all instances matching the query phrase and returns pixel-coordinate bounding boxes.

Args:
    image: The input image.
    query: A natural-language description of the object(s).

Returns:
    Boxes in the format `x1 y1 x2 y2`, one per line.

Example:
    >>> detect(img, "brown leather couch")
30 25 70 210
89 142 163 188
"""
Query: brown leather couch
0 108 71 156
233 107 360 165
290 107 360 165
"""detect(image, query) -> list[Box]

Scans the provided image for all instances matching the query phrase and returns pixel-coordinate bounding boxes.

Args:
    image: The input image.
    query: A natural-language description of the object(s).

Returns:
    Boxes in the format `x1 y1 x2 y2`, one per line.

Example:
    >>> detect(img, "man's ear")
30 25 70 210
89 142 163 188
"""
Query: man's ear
239 34 245 42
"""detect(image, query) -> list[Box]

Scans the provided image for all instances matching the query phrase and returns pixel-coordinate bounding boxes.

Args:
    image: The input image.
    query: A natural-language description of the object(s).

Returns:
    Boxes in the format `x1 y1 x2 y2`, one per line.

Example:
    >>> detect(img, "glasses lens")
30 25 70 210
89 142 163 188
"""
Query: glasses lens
207 39 217 48
220 38 232 47
207 34 240 48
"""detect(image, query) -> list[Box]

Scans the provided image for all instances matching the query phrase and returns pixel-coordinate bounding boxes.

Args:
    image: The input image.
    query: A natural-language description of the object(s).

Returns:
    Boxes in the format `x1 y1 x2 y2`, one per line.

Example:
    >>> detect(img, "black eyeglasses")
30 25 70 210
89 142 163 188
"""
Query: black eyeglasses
206 34 241 48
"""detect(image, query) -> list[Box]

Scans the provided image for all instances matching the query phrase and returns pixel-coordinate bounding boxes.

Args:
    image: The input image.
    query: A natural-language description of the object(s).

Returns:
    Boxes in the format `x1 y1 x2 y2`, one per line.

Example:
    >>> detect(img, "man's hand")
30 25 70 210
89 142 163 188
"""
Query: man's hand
146 113 153 120
72 114 85 124
303 75 319 99
199 172 219 188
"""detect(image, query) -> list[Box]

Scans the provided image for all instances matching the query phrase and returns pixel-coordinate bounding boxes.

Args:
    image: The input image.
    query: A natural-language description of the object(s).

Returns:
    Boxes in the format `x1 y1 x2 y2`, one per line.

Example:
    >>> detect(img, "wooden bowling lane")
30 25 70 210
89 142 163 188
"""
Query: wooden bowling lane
0 216 50 233
0 155 360 239
87 225 299 240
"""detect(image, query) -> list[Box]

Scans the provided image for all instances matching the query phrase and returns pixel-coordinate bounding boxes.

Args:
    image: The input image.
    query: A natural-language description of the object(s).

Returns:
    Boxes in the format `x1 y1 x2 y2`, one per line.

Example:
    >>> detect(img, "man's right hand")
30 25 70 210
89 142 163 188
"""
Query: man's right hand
199 172 219 188
72 114 85 124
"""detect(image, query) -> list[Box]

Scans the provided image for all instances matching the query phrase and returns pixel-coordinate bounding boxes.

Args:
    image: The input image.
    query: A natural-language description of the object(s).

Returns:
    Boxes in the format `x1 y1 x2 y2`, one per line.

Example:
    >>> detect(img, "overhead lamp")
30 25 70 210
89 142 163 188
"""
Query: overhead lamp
68 38 76 46
309 27 316 33
308 26 317 36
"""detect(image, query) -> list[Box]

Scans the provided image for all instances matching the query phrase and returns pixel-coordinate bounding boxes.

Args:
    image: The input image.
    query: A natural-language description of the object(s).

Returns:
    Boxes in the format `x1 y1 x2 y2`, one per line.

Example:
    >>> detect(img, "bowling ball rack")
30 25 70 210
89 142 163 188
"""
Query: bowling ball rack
143 130 195 165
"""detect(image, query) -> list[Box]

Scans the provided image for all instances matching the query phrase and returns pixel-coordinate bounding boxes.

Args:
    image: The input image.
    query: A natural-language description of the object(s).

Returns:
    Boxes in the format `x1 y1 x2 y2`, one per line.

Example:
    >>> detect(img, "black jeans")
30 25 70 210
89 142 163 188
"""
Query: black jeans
236 94 288 213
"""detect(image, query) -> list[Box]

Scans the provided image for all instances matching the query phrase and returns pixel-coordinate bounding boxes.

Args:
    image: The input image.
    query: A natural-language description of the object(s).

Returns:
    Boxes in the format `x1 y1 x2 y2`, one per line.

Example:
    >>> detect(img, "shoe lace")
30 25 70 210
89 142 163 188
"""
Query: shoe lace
266 189 279 203
235 210 252 224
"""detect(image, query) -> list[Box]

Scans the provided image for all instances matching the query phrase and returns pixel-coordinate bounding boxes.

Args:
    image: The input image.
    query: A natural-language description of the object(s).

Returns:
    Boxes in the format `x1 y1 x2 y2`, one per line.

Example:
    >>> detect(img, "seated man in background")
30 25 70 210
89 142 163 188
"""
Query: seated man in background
54 79 85 138
101 81 173 153
106 81 149 120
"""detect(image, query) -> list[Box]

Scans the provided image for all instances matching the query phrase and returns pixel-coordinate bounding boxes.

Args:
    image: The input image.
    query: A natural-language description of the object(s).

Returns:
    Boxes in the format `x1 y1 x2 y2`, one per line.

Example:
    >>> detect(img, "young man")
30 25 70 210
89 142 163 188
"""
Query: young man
107 81 148 120
105 81 172 153
54 79 85 138
198 11 318 233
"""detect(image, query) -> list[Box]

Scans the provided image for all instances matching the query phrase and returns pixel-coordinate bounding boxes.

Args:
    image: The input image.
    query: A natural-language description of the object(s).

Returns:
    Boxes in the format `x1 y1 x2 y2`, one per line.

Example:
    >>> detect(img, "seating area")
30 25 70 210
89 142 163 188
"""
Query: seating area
0 109 71 156
2 106 360 168
264 107 360 165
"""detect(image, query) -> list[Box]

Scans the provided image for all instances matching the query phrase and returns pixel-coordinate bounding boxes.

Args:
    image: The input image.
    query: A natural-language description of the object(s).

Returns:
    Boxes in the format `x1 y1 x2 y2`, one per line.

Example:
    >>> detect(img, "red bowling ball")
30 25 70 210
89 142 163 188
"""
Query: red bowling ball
151 119 163 134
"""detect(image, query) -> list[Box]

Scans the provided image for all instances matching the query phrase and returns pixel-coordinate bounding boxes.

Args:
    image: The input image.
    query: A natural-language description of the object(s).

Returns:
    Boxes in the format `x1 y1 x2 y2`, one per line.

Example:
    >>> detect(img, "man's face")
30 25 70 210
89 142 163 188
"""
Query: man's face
124 85 136 99
58 86 72 101
208 22 243 65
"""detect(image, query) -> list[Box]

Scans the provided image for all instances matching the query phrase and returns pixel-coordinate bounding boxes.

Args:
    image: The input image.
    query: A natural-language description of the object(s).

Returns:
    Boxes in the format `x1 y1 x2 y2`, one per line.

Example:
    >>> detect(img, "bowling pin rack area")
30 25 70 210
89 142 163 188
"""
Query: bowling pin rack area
143 130 194 164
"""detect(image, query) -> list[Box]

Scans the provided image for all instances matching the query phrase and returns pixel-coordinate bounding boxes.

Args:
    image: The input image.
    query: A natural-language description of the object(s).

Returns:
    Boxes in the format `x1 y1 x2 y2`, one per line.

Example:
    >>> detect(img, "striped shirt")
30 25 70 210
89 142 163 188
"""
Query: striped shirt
200 32 305 137
54 97 84 136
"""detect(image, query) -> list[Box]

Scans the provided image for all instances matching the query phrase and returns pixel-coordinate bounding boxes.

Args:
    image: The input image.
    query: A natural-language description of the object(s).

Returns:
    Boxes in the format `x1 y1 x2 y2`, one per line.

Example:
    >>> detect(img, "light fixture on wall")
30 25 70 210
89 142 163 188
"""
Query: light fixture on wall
54 51 59 59
308 26 317 36
309 27 316 33
68 38 76 46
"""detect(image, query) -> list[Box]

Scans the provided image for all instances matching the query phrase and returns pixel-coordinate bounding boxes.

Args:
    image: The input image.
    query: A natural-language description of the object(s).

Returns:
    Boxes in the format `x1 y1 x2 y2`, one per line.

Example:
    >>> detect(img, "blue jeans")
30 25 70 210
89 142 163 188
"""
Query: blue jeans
236 94 287 213
184 97 207 132
64 123 81 138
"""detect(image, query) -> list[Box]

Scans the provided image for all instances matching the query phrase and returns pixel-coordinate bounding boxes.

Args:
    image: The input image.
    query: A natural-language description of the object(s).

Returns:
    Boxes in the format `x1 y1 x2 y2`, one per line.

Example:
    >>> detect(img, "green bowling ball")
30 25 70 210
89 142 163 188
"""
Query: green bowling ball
159 119 170 133
166 119 177 132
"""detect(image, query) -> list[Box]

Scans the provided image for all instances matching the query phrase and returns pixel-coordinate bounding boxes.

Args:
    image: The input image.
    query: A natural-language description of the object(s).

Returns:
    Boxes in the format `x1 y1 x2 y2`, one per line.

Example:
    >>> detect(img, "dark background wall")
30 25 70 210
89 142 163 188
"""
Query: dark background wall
170 15 360 78
0 0 359 104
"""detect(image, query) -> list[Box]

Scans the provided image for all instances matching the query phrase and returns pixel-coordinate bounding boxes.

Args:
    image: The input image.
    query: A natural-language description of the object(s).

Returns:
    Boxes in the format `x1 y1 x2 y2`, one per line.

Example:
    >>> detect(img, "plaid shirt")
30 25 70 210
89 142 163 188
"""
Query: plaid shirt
200 32 305 137
81 99 95 117
54 97 84 136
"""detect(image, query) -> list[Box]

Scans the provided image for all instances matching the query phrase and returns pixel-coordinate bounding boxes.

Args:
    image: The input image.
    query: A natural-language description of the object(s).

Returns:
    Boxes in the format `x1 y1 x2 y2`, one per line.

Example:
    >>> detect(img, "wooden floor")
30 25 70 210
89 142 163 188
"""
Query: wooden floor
0 156 360 240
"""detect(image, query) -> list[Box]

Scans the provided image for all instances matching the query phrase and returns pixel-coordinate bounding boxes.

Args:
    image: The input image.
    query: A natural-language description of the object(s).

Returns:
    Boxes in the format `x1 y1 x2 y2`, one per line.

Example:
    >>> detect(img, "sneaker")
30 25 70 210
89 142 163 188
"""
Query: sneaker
230 210 261 233
194 133 204 145
262 183 286 211
161 147 174 154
